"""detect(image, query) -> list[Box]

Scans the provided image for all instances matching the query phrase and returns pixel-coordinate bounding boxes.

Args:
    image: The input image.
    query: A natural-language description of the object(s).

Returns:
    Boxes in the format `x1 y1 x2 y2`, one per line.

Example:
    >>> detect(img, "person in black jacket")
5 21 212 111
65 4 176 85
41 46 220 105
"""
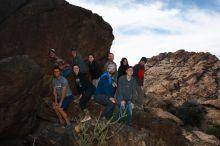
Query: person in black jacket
88 54 101 87
72 64 96 122
117 57 129 80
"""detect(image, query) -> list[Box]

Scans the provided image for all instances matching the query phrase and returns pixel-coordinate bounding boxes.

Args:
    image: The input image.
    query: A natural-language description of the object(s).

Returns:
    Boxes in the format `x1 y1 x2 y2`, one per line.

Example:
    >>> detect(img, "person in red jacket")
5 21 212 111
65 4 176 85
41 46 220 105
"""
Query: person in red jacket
133 57 147 86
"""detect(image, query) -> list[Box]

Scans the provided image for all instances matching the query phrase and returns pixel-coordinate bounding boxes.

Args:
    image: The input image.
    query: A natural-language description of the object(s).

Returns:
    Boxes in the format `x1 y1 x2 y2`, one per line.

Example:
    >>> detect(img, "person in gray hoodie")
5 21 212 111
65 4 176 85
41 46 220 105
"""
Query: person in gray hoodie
117 66 138 126
71 48 88 74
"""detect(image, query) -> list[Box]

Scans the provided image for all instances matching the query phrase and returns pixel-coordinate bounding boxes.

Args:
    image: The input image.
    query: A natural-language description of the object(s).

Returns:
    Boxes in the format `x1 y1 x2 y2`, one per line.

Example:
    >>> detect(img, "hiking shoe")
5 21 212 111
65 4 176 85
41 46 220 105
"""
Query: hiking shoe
81 115 92 123
65 123 72 129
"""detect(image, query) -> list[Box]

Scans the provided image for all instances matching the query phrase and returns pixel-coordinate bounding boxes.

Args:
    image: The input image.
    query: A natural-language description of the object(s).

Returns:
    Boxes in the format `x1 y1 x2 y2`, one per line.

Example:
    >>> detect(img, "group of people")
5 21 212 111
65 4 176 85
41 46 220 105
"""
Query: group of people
48 48 147 127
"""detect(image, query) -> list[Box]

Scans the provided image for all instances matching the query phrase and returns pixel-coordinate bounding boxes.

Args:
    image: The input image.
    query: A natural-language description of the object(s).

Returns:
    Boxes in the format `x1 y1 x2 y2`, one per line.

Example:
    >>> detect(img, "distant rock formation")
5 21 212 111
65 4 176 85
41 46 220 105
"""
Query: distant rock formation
0 0 114 139
144 50 219 107
143 50 220 146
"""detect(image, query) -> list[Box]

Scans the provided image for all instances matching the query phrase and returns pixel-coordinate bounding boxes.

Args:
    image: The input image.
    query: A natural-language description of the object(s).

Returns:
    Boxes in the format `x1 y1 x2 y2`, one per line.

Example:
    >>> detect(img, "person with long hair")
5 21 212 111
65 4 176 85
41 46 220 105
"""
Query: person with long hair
72 64 96 122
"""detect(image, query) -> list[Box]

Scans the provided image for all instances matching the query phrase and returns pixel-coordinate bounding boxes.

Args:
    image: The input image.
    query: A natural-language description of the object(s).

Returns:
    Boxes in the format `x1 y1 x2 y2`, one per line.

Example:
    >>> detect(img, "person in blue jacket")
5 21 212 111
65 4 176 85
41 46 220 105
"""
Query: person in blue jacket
94 63 116 120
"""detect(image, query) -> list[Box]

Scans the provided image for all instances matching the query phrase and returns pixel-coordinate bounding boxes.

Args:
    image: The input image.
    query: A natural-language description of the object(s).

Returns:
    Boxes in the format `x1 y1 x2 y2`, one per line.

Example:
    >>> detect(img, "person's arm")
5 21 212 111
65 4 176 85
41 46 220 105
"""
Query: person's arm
133 79 138 98
53 87 58 105
118 77 124 101
59 79 68 107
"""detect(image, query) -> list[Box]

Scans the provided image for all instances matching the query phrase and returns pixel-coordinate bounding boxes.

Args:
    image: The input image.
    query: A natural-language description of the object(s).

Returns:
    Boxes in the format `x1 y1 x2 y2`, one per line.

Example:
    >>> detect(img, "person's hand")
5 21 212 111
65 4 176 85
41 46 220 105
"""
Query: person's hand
58 101 62 107
121 100 126 107
78 94 82 99
112 82 117 87
109 97 116 103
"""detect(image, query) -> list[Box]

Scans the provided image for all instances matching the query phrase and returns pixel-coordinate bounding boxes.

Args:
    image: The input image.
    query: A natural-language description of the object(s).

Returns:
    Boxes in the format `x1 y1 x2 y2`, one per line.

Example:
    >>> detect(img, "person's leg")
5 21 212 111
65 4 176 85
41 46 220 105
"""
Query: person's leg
126 101 132 126
61 95 74 111
94 94 115 119
52 102 64 124
57 107 71 125
59 96 73 125
79 88 94 110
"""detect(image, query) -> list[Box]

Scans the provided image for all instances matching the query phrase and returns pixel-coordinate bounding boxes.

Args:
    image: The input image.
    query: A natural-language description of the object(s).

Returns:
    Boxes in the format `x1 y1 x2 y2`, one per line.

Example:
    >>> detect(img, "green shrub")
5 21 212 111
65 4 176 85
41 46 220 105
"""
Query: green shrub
175 101 205 127
206 124 220 139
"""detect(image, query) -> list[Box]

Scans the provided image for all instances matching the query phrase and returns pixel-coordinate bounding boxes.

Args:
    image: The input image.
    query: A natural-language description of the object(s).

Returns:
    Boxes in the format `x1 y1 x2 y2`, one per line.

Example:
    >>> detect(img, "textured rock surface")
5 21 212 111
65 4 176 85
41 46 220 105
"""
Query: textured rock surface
0 55 43 138
144 50 219 106
0 0 114 139
0 0 114 68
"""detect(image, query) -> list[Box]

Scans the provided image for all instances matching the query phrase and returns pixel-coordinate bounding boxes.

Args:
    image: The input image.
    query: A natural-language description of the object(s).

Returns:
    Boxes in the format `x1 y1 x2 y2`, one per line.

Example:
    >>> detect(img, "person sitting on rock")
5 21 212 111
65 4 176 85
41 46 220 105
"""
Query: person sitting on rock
71 48 88 74
104 53 118 93
133 57 147 87
52 66 73 127
48 48 61 65
94 63 116 120
72 64 96 122
88 54 102 87
57 59 71 78
117 66 138 126
117 57 129 80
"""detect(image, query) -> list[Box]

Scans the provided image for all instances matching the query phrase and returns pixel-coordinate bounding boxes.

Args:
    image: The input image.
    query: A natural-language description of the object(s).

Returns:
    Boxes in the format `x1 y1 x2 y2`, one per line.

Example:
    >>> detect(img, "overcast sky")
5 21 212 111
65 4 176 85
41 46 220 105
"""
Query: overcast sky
67 0 220 65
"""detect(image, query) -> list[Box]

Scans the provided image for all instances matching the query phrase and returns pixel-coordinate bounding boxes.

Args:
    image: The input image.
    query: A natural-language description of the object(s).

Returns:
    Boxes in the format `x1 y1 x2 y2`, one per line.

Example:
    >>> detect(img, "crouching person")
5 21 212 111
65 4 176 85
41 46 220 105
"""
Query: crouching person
117 66 138 126
52 66 73 127
72 64 96 122
94 63 116 120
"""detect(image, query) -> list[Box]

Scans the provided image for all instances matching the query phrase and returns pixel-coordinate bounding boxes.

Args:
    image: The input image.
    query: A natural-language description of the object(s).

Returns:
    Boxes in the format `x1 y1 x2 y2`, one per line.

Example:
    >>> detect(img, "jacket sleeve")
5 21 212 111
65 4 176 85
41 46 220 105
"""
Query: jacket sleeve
118 77 124 101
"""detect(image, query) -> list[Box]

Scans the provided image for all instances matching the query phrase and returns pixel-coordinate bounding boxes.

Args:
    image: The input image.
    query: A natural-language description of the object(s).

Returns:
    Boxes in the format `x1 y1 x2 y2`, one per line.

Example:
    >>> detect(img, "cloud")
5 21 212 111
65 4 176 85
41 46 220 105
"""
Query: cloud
67 0 220 65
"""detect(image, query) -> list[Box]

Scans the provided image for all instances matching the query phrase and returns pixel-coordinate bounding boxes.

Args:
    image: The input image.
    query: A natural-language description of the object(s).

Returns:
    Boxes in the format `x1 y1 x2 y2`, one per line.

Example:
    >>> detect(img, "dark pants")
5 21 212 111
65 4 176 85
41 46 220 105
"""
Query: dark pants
94 94 115 119
79 87 95 110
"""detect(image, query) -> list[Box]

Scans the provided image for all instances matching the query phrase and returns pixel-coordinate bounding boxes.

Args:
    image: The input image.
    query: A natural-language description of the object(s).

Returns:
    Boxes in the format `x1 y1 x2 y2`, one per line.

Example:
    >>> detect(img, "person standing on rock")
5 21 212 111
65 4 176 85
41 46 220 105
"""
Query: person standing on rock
117 57 129 80
133 57 147 87
71 48 88 74
104 53 118 93
117 66 138 126
52 66 73 127
132 57 147 106
88 54 102 87
94 63 116 120
72 64 96 122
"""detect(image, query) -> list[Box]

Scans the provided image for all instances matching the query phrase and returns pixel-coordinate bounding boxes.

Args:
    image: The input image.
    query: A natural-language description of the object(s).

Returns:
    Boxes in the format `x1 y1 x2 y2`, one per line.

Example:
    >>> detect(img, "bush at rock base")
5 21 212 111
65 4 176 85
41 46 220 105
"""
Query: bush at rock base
175 101 205 127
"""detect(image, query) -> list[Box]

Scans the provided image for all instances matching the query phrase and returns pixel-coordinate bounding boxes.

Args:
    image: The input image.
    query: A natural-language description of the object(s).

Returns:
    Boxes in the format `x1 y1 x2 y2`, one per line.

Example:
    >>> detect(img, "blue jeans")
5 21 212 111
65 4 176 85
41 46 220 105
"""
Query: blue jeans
94 94 115 119
117 97 132 126
61 95 74 111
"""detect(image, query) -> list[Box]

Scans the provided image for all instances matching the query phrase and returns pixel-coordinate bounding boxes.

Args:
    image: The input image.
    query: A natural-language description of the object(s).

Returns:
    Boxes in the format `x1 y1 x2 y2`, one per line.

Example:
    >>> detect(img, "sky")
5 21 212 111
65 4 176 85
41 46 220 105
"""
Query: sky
67 0 220 66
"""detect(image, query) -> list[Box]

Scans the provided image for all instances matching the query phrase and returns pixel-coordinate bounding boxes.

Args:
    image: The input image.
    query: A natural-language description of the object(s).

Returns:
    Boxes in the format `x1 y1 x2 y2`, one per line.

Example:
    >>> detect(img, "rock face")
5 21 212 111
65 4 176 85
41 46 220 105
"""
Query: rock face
0 55 43 138
0 0 114 139
144 50 220 107
0 0 114 68
143 50 220 146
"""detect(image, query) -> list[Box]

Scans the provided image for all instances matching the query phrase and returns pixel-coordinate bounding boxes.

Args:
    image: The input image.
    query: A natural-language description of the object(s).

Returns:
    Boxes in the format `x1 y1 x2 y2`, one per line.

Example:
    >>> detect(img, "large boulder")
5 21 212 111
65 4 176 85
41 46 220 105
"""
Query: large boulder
0 0 114 69
0 55 43 138
0 0 114 139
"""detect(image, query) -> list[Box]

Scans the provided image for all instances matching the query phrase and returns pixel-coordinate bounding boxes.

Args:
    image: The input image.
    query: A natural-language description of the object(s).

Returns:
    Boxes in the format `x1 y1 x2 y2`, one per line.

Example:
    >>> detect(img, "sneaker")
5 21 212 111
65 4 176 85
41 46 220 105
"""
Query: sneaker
65 123 72 129
81 115 92 123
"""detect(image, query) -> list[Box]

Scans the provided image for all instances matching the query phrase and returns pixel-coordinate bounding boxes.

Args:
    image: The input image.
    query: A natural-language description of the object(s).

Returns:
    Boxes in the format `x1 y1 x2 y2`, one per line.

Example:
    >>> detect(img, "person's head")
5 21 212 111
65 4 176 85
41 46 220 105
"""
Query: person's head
88 54 94 63
71 48 77 57
126 66 134 77
57 59 65 70
139 57 147 66
72 64 80 75
120 57 128 66
108 53 114 62
53 66 61 78
49 49 56 58
107 63 116 75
